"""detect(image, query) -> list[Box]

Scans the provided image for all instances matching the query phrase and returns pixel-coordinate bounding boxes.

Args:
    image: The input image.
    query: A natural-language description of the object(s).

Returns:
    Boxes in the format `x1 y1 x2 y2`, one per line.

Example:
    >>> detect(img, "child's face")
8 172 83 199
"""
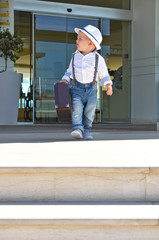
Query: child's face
76 31 96 55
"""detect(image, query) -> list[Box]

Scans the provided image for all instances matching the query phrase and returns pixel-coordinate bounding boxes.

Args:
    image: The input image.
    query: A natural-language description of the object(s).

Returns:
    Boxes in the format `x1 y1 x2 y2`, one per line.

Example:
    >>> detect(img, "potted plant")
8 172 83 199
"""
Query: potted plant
0 27 24 124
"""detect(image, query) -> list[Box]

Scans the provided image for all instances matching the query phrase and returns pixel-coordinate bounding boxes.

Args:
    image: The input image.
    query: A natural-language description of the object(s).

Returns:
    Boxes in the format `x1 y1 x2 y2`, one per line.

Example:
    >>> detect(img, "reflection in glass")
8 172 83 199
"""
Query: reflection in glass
34 15 67 123
14 11 33 122
36 15 66 32
68 18 98 33
101 20 131 122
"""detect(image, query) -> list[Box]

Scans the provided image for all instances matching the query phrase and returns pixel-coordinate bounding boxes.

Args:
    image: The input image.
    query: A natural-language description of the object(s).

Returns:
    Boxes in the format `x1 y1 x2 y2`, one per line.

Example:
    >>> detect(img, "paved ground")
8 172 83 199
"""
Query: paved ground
0 123 158 143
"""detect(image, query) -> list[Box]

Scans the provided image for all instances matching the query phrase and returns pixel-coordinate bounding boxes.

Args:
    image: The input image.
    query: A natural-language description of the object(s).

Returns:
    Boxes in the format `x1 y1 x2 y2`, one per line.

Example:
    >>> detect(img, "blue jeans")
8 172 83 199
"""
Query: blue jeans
69 81 97 132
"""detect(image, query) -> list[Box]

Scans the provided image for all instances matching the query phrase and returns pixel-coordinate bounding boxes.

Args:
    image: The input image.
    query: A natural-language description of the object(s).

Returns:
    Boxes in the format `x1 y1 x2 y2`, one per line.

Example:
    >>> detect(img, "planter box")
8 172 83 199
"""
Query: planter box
0 71 21 125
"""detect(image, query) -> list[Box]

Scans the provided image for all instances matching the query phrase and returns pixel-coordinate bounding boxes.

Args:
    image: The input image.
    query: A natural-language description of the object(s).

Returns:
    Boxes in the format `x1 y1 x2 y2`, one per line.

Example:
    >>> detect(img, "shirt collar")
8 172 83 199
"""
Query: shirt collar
75 50 97 56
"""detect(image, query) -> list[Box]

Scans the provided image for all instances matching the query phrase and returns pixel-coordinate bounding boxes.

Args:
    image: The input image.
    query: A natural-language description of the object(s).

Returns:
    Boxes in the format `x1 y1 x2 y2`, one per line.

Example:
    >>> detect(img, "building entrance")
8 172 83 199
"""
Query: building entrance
14 11 131 124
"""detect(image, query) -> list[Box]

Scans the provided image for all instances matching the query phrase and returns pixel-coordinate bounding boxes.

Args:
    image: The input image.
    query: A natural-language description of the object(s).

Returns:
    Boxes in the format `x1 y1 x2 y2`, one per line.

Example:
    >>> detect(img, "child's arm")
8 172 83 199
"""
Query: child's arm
60 58 73 83
105 83 113 96
60 79 68 83
98 55 113 96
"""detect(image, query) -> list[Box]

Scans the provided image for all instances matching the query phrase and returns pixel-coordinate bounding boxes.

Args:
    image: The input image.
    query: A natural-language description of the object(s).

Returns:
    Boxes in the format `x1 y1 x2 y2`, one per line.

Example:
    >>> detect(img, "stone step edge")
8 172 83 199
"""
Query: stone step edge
0 205 159 226
0 167 150 174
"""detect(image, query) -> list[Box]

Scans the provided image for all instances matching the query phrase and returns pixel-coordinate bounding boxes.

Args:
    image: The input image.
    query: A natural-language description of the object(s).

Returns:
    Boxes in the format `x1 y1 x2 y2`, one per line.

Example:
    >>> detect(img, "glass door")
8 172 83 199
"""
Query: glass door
34 15 67 123
101 19 131 122
15 12 131 124
34 14 99 123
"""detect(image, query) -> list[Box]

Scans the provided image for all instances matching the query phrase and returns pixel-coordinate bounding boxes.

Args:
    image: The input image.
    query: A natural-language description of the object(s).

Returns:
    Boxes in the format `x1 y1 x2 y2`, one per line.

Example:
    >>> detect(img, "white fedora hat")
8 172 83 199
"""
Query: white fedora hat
74 25 102 50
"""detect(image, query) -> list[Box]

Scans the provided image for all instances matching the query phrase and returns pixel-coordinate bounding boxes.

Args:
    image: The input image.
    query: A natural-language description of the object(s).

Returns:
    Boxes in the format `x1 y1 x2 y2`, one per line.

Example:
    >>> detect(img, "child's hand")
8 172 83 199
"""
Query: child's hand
60 79 68 83
105 84 113 96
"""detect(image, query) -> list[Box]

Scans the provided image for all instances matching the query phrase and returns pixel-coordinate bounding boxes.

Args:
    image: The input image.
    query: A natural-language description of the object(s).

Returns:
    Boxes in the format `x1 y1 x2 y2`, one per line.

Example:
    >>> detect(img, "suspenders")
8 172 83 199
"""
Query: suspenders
72 53 76 83
93 53 99 85
72 53 99 85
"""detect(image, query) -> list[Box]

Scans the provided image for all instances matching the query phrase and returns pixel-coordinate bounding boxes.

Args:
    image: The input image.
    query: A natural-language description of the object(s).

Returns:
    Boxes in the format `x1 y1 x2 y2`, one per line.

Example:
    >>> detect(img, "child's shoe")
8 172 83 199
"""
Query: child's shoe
83 130 93 140
71 129 83 139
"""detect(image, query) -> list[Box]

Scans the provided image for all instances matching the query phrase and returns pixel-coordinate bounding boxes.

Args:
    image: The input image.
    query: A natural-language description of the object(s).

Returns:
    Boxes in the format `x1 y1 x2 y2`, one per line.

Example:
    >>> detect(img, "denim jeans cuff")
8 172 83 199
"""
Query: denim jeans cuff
73 126 84 133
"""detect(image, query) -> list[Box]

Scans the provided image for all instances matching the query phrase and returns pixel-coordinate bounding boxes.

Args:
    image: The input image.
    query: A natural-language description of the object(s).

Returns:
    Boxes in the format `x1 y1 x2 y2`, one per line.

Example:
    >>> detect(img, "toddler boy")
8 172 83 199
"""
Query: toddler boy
60 25 113 140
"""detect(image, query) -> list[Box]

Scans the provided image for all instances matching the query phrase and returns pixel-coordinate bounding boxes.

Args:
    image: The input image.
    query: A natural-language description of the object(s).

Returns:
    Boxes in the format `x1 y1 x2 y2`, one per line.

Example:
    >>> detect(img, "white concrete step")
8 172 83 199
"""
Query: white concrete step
0 205 159 239
0 140 159 203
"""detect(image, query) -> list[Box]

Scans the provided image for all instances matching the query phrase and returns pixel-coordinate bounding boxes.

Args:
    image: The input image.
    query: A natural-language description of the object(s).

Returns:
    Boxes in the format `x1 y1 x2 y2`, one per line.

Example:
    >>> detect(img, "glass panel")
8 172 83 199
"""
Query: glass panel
40 0 130 10
101 19 131 122
34 15 67 123
14 11 33 123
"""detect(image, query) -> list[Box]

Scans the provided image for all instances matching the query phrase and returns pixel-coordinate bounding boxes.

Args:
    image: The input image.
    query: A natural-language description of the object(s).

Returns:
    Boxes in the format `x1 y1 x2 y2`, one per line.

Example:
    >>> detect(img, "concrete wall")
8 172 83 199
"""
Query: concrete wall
131 0 158 123
155 0 159 121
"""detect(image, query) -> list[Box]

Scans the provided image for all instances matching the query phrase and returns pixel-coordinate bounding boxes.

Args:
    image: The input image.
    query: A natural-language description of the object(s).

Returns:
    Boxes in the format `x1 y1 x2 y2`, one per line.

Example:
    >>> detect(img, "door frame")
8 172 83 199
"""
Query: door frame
14 0 133 21
14 0 133 124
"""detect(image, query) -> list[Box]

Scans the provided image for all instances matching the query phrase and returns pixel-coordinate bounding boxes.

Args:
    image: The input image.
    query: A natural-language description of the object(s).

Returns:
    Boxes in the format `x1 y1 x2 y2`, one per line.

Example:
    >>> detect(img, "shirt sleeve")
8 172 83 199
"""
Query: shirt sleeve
98 55 112 87
62 58 72 82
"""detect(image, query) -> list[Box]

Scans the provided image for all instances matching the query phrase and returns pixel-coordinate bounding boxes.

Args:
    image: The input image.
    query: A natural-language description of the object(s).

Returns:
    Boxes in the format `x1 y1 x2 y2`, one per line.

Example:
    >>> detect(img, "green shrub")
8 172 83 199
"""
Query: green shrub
0 27 24 72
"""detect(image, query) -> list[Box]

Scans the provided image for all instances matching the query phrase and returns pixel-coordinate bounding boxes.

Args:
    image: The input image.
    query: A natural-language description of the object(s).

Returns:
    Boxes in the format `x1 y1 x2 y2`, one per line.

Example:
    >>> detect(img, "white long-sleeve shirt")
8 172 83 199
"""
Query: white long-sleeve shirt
62 50 112 87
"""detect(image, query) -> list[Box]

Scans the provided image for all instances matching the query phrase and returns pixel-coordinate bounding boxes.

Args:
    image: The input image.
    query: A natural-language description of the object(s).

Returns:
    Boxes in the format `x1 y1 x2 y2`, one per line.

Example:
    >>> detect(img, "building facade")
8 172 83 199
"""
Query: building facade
1 0 159 124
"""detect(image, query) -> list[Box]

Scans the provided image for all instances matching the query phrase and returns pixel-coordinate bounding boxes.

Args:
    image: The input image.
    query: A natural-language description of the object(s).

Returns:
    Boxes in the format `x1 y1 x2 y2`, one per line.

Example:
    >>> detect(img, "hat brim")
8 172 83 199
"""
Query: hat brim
74 27 101 50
